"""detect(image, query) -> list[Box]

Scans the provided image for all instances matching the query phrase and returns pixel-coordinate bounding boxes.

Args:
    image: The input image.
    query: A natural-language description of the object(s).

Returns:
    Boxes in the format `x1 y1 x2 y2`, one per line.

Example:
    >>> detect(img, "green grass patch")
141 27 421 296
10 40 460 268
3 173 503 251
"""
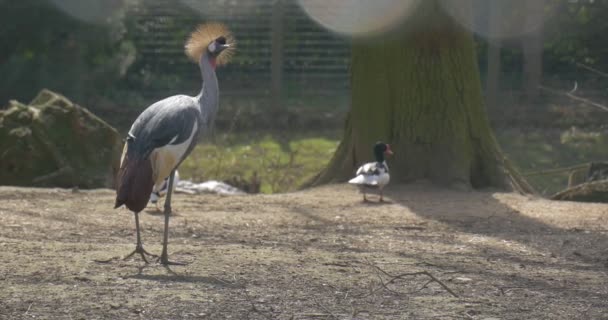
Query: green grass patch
180 132 340 193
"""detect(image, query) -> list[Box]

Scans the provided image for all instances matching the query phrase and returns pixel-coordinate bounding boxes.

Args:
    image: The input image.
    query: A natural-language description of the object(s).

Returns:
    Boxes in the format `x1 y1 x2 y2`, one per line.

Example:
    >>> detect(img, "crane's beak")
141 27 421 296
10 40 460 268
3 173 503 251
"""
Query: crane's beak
218 44 231 52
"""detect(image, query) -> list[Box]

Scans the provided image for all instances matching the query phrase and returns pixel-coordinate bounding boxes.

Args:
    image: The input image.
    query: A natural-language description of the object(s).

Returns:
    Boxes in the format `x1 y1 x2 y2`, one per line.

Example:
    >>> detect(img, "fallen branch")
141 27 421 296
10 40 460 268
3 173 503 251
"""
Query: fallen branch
539 85 608 113
523 163 589 177
576 62 608 79
552 179 608 202
312 298 340 319
294 313 346 318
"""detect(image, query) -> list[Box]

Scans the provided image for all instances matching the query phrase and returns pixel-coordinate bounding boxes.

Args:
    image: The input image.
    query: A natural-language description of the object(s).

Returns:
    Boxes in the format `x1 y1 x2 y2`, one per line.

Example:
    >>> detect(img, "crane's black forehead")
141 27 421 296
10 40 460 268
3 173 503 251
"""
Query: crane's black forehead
216 36 226 44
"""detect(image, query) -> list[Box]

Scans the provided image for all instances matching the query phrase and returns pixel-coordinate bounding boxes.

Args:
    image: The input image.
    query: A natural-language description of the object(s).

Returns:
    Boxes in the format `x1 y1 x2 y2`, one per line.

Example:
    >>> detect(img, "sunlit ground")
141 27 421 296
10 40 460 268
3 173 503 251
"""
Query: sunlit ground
179 128 608 195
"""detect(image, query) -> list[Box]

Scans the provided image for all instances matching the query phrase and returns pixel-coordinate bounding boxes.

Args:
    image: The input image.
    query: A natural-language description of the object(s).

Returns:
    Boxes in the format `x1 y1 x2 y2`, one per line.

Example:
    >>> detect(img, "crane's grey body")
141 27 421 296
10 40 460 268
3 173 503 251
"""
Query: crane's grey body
125 55 219 176
128 96 198 155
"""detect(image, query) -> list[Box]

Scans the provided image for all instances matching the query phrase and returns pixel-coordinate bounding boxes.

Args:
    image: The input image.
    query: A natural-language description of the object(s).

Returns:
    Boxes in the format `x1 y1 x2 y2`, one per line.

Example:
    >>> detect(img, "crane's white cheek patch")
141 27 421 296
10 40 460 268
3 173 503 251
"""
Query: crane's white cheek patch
208 42 216 53
150 122 198 186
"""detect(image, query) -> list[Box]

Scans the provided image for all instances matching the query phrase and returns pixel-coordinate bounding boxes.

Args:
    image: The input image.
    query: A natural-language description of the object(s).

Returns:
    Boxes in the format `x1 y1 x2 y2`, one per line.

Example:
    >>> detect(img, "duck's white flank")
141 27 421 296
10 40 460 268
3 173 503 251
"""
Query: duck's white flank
348 161 390 187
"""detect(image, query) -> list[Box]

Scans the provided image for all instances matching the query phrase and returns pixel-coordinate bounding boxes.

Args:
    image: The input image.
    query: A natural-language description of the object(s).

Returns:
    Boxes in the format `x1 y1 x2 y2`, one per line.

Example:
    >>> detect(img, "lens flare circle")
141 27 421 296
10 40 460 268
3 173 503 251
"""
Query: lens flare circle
297 0 420 37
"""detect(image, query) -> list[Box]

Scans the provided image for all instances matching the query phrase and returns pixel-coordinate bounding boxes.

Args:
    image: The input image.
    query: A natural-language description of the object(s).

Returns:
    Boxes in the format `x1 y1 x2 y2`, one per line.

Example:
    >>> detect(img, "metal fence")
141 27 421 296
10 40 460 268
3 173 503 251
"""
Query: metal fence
130 0 351 111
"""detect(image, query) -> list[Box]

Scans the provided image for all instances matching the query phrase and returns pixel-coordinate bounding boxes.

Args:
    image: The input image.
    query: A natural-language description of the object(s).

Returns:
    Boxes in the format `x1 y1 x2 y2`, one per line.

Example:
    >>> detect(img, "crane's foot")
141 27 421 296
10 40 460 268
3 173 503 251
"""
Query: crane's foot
158 253 187 266
123 245 158 264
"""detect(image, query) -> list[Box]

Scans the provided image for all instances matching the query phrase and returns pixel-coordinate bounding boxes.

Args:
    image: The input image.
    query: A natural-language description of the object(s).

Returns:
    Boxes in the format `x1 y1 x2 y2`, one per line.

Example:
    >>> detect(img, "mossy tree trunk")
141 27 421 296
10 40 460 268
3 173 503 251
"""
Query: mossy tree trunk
309 1 532 192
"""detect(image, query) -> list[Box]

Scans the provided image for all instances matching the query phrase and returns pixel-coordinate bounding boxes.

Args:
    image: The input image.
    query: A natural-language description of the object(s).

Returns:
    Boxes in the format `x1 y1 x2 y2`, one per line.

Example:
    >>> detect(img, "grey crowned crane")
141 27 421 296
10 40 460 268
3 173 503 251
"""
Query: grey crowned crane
348 142 393 202
114 23 235 265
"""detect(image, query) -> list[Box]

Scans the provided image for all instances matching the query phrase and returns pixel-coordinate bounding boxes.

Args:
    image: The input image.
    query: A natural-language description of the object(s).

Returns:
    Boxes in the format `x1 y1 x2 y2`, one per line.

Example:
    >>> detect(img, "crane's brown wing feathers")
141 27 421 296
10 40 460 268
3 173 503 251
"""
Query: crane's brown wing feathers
114 149 154 213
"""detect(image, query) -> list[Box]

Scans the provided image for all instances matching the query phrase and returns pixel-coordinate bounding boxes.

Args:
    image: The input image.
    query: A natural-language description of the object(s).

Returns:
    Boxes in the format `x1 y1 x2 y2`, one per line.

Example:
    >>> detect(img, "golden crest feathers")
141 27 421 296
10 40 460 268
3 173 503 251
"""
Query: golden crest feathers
185 22 235 65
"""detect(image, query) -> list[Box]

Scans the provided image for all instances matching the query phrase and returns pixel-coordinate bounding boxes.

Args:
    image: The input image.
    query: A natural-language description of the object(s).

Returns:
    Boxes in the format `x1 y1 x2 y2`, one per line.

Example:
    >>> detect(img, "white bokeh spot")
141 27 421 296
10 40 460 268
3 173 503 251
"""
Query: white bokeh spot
297 0 420 37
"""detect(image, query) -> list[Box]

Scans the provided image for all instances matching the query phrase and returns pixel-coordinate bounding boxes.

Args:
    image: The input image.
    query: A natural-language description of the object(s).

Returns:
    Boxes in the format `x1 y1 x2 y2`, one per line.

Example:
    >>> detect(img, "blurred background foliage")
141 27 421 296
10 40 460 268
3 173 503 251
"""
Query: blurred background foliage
1 0 607 194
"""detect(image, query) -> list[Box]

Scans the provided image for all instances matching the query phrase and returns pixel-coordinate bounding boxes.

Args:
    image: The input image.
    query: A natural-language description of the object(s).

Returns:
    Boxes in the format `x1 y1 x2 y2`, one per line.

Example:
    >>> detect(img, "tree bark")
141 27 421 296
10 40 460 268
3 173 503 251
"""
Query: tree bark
307 0 533 193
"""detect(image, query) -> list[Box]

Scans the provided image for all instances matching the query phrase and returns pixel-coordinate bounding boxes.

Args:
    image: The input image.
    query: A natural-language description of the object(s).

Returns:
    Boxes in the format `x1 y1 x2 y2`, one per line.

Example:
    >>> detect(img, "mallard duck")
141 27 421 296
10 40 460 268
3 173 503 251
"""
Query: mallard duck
348 142 393 202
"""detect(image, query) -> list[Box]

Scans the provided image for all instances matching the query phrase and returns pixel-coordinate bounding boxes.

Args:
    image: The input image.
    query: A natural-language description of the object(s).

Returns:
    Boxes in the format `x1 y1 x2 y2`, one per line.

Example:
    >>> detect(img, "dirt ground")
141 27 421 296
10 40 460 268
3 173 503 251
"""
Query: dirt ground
1 183 608 320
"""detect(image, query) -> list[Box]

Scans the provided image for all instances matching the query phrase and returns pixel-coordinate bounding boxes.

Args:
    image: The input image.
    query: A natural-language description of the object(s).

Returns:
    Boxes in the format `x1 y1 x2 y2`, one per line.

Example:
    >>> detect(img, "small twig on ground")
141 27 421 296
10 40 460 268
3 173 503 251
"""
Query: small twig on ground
312 298 340 319
93 256 120 264
322 262 351 268
363 258 459 298
24 303 33 315
294 313 344 318
209 275 243 288
414 279 435 293
416 271 459 298
242 286 274 320
351 308 371 319
369 265 402 296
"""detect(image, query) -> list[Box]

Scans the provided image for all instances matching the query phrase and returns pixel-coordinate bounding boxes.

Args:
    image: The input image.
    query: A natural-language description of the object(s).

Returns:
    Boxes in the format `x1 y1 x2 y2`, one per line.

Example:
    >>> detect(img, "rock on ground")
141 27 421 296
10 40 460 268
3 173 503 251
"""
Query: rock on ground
0 89 122 188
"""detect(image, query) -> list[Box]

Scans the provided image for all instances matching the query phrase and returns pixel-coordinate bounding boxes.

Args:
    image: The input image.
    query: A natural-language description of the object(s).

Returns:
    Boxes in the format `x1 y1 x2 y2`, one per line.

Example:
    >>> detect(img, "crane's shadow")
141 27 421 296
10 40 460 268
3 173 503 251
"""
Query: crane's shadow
144 208 183 216
126 264 244 288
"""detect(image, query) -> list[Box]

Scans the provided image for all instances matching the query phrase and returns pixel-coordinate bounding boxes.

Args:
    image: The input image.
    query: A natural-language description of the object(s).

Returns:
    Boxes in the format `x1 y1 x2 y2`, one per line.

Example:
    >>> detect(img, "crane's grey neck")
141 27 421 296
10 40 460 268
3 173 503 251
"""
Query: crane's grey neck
196 53 219 131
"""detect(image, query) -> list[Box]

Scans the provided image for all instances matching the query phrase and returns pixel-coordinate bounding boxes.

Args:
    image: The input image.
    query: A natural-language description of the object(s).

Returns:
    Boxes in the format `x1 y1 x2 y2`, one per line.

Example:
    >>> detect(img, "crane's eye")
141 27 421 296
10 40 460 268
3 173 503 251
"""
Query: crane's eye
216 36 226 45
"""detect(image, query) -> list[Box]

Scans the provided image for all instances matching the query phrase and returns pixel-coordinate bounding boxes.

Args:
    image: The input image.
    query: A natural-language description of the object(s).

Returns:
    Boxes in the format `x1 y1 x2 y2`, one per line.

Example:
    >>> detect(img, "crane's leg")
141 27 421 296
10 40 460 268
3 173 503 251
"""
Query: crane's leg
159 170 185 265
123 211 157 263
